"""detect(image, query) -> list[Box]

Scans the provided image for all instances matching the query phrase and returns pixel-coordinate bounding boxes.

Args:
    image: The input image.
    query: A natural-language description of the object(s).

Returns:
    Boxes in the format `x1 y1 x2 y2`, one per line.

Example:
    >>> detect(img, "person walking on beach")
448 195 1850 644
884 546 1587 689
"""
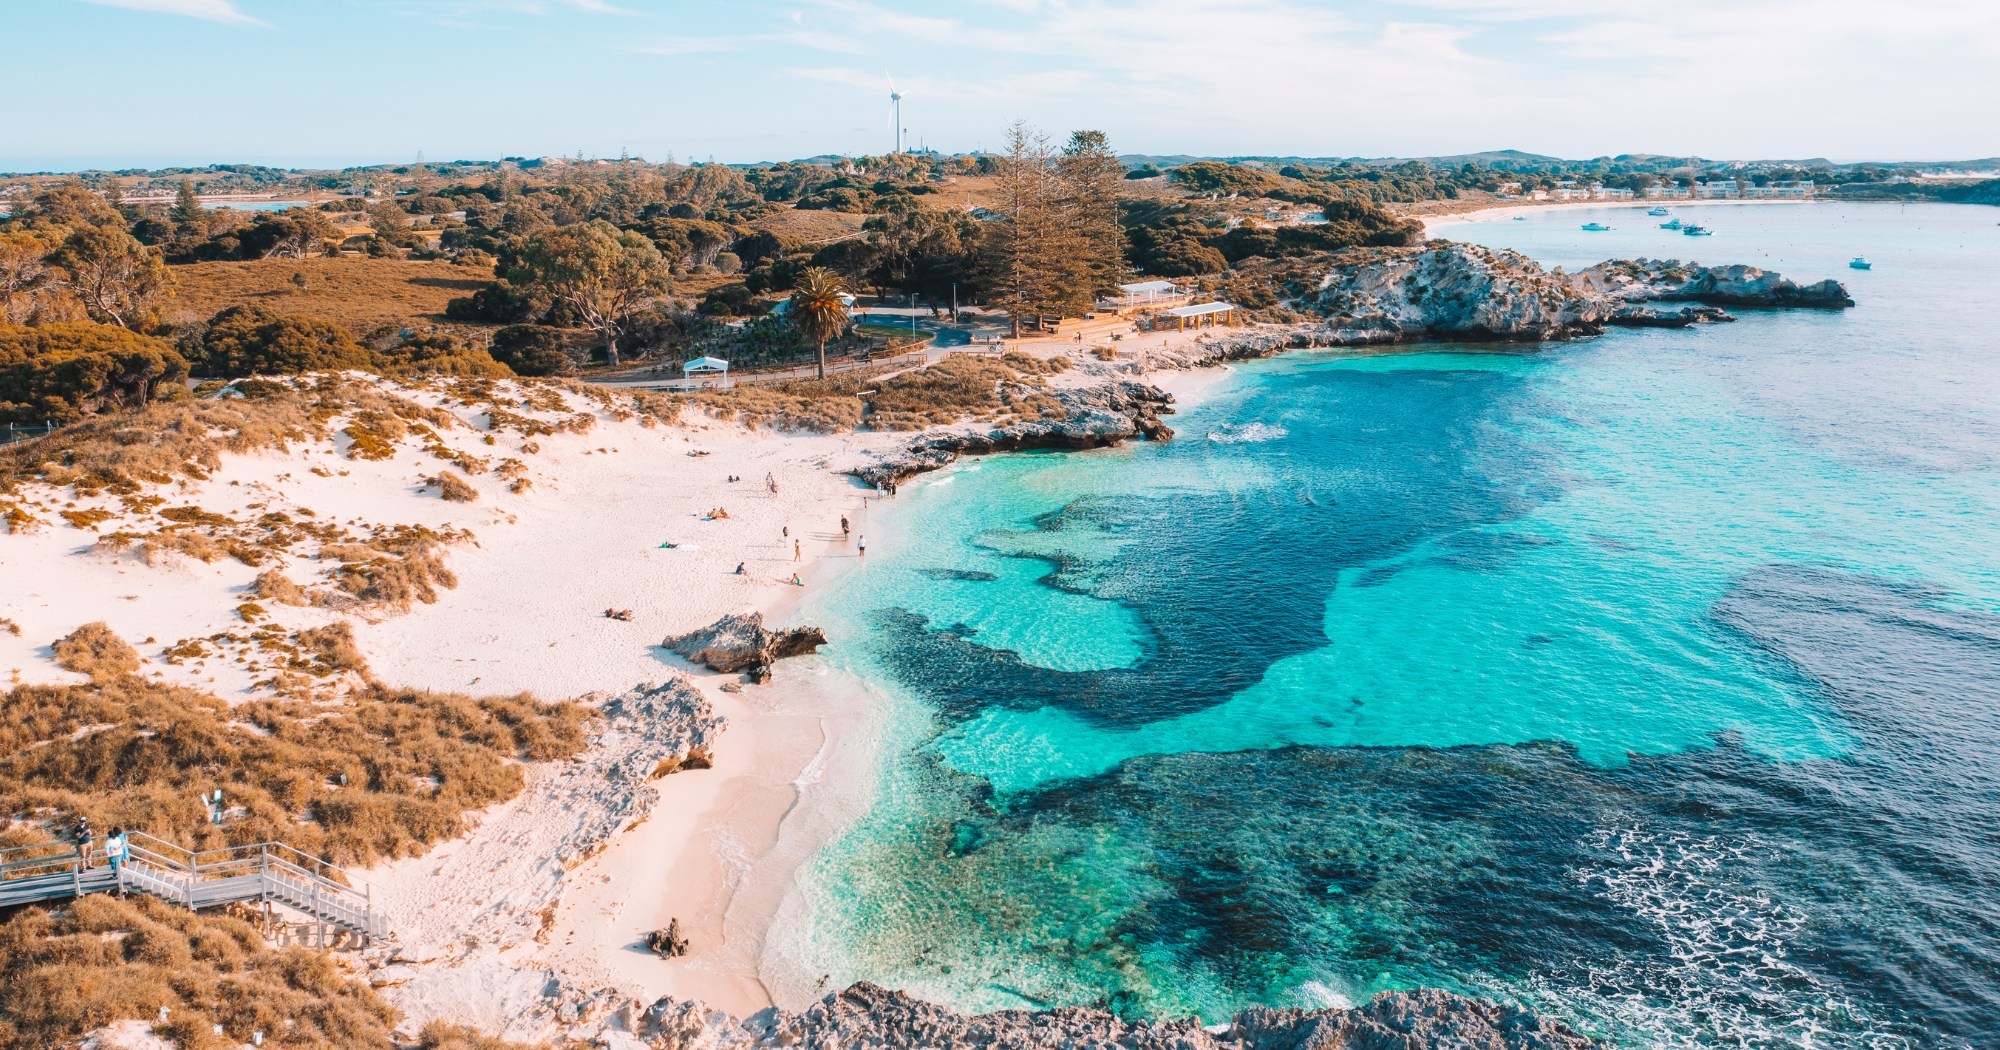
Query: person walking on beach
766 472 777 494
858 535 867 558
840 515 850 538
794 539 802 561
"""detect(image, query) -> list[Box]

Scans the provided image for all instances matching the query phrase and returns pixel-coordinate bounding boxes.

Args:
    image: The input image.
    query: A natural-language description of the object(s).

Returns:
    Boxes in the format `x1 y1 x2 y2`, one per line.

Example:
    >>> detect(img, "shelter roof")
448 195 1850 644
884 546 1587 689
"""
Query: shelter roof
1119 280 1179 294
1165 302 1236 318
683 356 730 371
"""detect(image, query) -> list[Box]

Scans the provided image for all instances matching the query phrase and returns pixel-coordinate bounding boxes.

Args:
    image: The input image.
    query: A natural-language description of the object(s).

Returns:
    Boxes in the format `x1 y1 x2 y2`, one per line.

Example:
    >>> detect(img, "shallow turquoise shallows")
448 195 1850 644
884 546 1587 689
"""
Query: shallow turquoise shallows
768 202 2000 1050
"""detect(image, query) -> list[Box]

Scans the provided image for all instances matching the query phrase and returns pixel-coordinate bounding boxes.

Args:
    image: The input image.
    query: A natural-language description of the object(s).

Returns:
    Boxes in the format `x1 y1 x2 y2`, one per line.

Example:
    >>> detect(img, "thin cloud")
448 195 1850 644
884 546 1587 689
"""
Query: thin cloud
76 0 267 26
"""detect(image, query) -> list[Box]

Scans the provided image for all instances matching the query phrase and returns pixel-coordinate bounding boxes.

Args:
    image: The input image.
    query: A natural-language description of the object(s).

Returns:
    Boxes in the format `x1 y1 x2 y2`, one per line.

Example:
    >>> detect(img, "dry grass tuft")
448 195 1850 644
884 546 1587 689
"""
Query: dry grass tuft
52 622 140 679
0 617 19 637
425 471 478 503
249 569 312 607
418 1020 544 1050
0 893 402 1050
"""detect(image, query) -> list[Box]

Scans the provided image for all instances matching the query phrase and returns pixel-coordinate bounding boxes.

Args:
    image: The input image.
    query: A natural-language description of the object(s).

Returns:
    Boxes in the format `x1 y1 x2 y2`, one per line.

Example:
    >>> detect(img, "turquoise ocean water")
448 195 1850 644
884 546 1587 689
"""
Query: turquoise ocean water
769 202 2000 1048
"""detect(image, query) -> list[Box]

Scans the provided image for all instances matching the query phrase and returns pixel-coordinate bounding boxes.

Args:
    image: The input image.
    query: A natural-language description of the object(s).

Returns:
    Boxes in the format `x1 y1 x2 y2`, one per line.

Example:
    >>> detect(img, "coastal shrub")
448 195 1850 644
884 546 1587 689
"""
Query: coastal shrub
0 894 401 1050
52 621 141 679
489 325 573 377
1168 160 1282 195
0 632 594 867
379 334 513 379
0 322 191 426
188 305 378 378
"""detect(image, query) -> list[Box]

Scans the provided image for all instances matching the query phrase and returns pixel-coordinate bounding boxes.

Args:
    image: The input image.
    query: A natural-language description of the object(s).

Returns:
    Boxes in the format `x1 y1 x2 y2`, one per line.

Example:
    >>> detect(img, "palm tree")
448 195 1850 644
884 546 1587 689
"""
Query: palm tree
789 266 849 380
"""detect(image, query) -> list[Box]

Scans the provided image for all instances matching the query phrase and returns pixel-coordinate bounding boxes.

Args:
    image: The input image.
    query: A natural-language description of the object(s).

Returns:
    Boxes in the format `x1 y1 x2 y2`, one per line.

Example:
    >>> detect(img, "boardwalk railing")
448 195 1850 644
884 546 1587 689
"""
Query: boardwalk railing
0 832 387 941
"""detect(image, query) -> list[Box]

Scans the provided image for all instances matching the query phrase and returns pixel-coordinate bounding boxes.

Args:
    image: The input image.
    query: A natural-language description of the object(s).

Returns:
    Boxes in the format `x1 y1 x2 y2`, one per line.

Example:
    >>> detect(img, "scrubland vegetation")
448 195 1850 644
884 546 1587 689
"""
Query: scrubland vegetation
692 350 1070 432
9 621 592 865
0 892 400 1050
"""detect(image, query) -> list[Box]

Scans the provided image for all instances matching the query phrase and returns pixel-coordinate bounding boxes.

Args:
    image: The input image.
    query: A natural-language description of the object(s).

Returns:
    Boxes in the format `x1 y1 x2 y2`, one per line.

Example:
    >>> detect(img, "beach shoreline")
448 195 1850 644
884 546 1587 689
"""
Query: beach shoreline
505 354 1246 1021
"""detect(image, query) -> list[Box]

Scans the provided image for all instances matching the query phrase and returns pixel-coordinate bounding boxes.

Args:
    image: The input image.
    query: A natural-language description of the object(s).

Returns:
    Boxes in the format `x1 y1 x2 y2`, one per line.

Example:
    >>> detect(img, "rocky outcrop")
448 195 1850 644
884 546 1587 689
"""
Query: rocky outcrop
851 380 1177 487
1185 242 1852 359
663 611 827 681
1565 257 1854 309
617 982 1598 1050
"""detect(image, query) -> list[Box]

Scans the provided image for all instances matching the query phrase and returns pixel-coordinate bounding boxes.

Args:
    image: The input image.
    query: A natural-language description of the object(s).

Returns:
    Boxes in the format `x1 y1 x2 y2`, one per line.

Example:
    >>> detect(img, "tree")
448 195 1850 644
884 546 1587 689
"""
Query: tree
507 220 672 366
1059 130 1129 300
787 267 849 380
0 231 59 325
0 322 189 425
171 178 204 226
982 122 1092 336
366 202 414 249
238 209 340 259
48 225 172 330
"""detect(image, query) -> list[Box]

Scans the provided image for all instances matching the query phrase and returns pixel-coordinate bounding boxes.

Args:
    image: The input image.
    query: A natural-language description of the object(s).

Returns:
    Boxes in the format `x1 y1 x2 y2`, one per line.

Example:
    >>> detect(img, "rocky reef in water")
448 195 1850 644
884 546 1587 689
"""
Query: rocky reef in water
549 981 1599 1049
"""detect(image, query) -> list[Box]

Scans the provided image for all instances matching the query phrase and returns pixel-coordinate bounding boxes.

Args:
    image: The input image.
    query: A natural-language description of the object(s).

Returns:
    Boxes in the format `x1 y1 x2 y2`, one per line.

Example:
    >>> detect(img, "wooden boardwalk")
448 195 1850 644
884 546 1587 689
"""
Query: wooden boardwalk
0 833 388 941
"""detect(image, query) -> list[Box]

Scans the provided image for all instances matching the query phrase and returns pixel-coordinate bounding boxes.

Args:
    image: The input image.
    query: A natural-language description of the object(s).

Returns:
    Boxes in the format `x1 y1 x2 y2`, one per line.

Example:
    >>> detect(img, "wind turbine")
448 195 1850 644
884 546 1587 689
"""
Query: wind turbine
886 71 903 155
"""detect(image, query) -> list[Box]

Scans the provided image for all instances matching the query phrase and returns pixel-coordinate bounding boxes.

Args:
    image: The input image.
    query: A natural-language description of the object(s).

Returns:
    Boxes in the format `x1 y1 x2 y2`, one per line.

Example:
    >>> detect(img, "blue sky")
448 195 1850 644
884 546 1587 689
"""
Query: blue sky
7 0 1996 171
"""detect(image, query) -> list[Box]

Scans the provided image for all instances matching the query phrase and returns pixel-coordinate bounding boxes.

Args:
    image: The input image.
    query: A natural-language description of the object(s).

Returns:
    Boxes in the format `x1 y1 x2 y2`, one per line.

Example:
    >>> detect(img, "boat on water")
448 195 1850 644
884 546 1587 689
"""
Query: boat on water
1683 224 1714 236
1513 216 1527 221
1660 219 1683 230
1648 207 1671 216
1850 256 1872 270
1581 222 1613 231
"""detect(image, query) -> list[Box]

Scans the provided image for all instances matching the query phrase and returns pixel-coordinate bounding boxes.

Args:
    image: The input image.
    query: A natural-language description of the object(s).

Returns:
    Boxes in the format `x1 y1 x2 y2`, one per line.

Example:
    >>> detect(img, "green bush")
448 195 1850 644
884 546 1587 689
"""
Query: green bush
379 335 512 378
489 325 571 377
187 306 376 378
0 323 190 426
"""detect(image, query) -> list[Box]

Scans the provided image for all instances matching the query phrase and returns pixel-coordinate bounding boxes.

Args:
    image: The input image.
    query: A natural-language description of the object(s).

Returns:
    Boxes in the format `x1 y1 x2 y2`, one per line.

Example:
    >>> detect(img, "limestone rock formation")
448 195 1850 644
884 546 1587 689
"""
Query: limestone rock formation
1180 243 1853 358
663 611 827 681
852 380 1177 487
618 982 1598 1050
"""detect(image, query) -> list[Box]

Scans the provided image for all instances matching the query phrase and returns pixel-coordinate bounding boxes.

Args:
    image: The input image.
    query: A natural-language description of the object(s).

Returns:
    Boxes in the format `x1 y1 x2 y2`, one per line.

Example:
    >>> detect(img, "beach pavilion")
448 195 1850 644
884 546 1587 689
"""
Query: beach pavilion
1118 280 1181 309
1164 301 1238 331
681 355 730 388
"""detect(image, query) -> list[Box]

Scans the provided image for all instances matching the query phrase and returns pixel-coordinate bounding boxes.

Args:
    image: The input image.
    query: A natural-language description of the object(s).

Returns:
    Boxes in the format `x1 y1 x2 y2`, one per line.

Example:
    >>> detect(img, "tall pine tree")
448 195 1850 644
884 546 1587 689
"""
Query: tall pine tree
171 177 204 227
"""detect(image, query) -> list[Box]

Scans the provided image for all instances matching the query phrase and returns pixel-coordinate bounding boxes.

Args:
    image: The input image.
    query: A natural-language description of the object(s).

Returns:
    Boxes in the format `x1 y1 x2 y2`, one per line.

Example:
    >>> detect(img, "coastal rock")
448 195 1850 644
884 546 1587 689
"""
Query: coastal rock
851 381 1177 487
623 982 1598 1050
1187 242 1854 360
663 611 827 680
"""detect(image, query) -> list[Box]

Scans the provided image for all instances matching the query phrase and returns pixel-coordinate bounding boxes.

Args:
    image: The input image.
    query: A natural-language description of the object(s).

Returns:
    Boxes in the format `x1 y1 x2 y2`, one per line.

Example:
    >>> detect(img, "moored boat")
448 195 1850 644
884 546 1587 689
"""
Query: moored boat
1683 224 1713 236
1660 219 1683 229
1581 222 1613 231
1850 256 1872 270
1648 206 1671 216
